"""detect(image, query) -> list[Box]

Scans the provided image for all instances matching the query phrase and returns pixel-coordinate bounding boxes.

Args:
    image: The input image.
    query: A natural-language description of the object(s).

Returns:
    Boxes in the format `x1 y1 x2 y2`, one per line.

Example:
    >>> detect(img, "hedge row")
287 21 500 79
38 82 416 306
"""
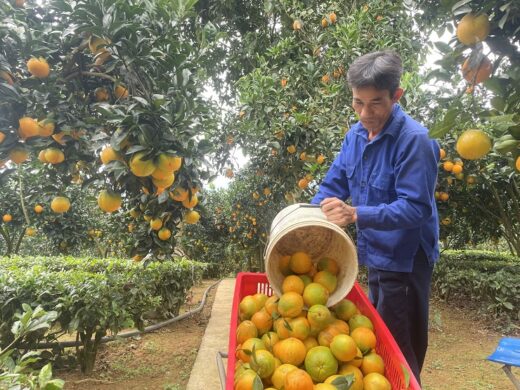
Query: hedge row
432 250 519 330
0 256 206 373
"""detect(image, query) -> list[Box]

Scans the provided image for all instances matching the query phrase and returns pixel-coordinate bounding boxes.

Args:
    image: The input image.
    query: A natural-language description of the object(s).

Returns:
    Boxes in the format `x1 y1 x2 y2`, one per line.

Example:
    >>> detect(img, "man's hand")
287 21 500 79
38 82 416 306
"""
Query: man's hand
320 197 357 227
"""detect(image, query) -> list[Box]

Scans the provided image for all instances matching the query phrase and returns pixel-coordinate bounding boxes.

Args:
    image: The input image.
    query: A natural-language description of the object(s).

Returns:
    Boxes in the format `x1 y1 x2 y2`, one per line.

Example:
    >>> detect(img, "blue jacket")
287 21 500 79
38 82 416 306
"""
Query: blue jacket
312 104 440 272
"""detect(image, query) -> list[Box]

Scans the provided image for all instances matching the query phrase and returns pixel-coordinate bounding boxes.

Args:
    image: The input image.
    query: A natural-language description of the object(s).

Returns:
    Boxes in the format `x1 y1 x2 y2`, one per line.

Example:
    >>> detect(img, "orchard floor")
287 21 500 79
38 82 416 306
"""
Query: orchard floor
58 278 519 390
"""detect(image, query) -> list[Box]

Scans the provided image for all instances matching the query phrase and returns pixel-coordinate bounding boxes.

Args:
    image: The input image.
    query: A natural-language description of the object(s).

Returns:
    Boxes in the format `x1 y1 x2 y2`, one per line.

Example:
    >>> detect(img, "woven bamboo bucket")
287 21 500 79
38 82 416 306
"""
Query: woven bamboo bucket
264 203 358 307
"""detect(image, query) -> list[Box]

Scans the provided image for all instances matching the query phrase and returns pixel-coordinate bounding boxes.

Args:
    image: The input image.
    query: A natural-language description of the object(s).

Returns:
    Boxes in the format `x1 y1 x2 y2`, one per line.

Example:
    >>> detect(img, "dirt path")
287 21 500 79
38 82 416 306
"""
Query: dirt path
58 280 518 389
60 279 219 390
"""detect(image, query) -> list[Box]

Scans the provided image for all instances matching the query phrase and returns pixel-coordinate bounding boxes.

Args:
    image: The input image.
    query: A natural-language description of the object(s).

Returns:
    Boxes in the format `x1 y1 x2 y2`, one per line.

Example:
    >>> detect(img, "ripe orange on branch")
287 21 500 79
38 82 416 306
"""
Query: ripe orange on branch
27 57 50 78
18 117 40 139
462 56 492 84
51 196 71 213
97 190 122 213
456 13 490 46
456 129 492 160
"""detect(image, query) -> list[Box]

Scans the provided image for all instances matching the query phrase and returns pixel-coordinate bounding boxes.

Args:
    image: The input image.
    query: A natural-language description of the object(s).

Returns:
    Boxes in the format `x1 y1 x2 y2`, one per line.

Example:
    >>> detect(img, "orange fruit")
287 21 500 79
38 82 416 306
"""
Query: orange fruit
156 153 182 172
316 154 326 164
329 12 337 23
264 295 279 316
237 338 266 363
261 331 279 352
313 271 337 293
298 178 309 189
18 117 40 139
351 327 377 354
152 172 175 188
94 50 111 65
0 70 13 85
287 145 296 154
439 148 446 159
275 338 307 366
88 36 110 54
27 57 50 78
252 293 268 310
9 147 29 164
289 252 312 274
363 372 391 390
97 190 122 213
279 255 292 276
462 56 492 84
330 334 358 362
150 218 163 231
307 304 332 331
299 275 312 287
344 347 364 368
516 156 520 171
25 227 36 236
100 146 121 164
0 132 5 144
303 282 329 307
184 210 200 224
333 299 357 322
182 194 198 208
282 275 305 294
277 292 304 318
239 296 259 321
274 317 292 340
456 129 492 160
303 336 319 352
170 187 189 201
451 164 463 174
288 316 310 340
317 257 339 275
292 19 303 31
95 87 110 102
318 324 343 348
51 196 70 213
158 227 172 241
44 148 65 164
284 369 313 390
304 346 338 382
34 204 43 214
439 192 449 202
271 363 298 389
337 364 364 390
360 352 385 376
129 152 155 177
349 314 374 332
457 13 490 45
249 349 276 379
38 120 55 137
114 85 129 99
2 214 12 223
235 369 262 390
251 309 273 336
443 161 454 171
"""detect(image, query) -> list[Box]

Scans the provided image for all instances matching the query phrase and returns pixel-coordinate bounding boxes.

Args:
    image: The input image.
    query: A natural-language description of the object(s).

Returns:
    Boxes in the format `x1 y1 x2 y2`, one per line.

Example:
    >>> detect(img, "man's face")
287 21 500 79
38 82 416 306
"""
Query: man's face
352 86 402 133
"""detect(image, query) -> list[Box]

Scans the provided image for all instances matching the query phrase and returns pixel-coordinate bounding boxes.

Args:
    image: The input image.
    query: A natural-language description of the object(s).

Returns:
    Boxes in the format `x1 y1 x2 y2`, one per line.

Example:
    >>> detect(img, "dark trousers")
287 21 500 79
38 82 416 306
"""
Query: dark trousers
368 247 433 385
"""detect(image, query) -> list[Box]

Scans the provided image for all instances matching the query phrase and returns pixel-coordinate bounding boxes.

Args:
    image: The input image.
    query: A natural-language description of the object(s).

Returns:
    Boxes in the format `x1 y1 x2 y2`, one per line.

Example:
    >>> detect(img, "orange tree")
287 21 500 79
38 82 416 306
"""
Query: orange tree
229 0 428 205
0 0 223 259
415 0 520 254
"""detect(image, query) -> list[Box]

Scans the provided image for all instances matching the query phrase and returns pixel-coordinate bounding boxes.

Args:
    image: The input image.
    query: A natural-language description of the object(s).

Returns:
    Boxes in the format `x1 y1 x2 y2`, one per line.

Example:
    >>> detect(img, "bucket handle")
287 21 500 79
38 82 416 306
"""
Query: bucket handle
263 203 321 259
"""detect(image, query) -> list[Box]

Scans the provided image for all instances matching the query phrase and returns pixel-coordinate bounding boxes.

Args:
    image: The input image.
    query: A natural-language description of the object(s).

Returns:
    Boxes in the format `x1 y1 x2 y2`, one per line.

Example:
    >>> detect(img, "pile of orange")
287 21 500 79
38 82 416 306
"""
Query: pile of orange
234 252 392 390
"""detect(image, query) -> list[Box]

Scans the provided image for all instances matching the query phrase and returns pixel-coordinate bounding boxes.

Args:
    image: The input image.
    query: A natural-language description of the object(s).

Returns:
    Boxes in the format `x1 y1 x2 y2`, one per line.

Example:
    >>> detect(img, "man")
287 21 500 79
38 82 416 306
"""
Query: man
311 50 440 384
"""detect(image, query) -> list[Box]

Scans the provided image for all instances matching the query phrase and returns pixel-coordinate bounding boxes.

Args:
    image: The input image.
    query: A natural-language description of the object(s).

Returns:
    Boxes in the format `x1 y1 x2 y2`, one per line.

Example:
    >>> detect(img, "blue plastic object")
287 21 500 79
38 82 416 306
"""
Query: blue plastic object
488 337 520 366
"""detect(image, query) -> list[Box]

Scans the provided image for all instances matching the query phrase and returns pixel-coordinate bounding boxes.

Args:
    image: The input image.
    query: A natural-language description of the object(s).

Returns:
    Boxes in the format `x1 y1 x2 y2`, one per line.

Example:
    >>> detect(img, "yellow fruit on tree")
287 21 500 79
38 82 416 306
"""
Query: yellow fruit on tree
18 117 40 139
88 36 110 54
94 50 111 66
456 13 490 46
150 218 163 231
27 57 50 78
26 227 36 236
2 214 12 223
292 19 303 30
44 148 65 164
38 120 55 137
34 204 43 214
462 56 492 84
156 153 182 172
182 194 198 208
329 12 337 24
516 156 520 171
158 227 172 240
0 132 5 144
184 210 200 224
51 196 71 213
129 152 155 177
38 150 47 163
287 145 296 154
114 85 129 99
456 129 492 160
298 178 309 189
317 154 325 164
97 190 122 213
100 146 121 165
9 147 29 164
95 87 110 102
170 187 189 201
152 172 175 188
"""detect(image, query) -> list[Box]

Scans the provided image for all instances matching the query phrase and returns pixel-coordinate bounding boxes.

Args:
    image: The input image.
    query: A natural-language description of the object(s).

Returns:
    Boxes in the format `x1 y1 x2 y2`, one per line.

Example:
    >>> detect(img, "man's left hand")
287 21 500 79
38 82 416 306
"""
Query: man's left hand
319 197 357 227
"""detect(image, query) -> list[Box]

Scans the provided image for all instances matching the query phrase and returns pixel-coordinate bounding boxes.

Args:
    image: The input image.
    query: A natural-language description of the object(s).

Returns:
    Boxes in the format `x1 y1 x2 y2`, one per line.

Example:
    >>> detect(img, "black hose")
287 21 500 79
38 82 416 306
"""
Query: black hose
28 279 221 350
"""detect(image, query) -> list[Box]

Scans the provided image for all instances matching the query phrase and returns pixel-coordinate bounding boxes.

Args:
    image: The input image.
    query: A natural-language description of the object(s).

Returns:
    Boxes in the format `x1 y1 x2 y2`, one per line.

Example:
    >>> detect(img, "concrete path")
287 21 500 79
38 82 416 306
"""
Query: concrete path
186 278 235 390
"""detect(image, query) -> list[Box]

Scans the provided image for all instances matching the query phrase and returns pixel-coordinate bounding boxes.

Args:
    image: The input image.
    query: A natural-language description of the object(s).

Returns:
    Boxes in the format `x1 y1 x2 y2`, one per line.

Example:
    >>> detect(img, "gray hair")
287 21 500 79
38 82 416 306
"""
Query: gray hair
347 50 403 96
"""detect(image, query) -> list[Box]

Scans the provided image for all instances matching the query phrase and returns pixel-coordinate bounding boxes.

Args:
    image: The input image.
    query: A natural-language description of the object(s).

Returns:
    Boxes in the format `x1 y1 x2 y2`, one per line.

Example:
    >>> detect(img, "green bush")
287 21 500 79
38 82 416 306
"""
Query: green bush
0 256 206 374
432 250 519 330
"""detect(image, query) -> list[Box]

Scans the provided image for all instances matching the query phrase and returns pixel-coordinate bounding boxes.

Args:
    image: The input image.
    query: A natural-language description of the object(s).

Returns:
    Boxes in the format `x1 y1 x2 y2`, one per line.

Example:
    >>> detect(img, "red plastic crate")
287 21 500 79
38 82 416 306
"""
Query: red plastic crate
226 272 421 390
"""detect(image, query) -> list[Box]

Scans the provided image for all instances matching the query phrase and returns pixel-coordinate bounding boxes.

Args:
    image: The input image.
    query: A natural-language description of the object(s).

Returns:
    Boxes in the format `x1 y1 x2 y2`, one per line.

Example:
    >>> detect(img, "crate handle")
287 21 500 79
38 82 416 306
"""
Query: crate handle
216 350 228 389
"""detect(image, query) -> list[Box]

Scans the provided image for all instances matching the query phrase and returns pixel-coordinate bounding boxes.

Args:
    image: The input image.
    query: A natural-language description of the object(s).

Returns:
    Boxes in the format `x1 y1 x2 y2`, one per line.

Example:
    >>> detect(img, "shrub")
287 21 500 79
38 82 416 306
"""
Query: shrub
0 256 206 374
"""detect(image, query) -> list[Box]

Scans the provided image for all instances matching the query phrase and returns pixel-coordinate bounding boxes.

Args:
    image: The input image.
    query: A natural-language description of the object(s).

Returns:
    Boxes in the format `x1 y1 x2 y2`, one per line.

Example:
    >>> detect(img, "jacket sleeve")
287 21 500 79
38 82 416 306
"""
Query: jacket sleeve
311 136 351 205
356 133 438 230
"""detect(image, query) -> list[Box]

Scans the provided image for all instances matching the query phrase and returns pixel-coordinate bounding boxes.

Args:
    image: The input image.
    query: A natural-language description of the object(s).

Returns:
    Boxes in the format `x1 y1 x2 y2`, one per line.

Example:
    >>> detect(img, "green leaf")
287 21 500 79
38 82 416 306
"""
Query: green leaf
38 363 53 385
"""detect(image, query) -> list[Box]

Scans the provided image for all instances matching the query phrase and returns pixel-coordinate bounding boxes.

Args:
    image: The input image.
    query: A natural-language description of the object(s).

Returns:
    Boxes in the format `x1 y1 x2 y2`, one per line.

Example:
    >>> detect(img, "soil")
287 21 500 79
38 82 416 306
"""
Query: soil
57 279 519 390
59 279 219 390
